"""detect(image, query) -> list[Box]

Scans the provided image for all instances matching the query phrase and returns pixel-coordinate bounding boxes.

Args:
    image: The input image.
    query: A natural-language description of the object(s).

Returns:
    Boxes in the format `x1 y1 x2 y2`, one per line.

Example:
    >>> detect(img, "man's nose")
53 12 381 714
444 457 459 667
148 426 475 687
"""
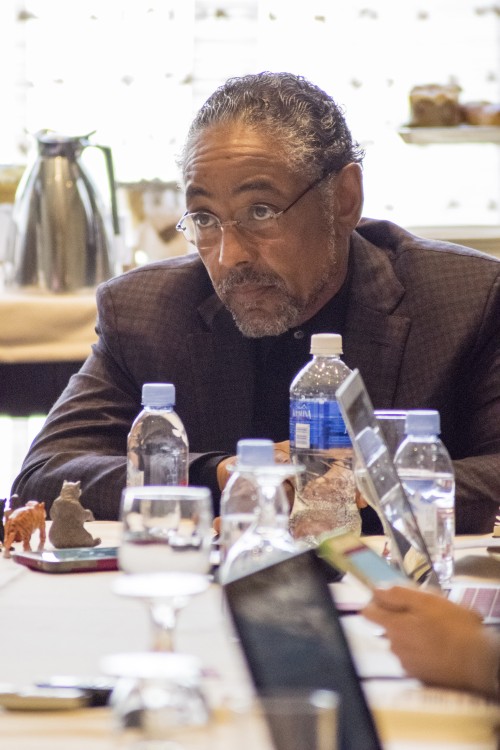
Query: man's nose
217 224 255 268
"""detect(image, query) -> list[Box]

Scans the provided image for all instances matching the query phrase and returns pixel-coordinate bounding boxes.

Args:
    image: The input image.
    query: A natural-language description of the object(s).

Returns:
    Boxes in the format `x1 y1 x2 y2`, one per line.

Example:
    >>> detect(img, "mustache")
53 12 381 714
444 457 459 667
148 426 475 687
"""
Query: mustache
217 267 287 295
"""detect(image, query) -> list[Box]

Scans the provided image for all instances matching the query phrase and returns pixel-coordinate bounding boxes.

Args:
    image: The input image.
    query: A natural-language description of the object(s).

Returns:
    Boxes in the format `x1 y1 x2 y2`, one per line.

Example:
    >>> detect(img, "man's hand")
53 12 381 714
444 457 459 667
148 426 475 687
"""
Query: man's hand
217 440 292 492
273 440 295 508
216 455 237 495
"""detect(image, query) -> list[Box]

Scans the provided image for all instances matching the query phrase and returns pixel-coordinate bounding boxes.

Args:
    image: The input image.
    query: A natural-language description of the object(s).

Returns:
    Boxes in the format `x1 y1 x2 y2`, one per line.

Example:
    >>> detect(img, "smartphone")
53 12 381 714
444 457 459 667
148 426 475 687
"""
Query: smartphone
12 547 119 573
0 685 90 711
317 532 408 590
36 675 116 706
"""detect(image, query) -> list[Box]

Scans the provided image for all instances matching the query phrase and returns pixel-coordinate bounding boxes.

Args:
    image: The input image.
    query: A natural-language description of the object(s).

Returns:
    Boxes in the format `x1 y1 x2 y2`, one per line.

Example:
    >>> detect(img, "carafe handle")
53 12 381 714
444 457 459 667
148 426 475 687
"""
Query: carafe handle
81 139 120 236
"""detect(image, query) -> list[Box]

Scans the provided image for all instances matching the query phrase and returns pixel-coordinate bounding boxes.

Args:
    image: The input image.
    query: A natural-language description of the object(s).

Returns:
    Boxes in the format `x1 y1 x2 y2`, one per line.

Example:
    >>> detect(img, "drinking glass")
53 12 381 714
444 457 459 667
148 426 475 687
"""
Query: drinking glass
101 651 210 750
114 486 213 652
259 689 338 750
221 463 304 583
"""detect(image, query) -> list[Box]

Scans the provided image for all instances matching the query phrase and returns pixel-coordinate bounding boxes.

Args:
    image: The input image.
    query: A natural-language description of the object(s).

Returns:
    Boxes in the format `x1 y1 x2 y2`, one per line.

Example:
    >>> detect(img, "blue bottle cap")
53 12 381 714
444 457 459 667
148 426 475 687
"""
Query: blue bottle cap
236 439 275 466
404 410 440 436
141 383 175 408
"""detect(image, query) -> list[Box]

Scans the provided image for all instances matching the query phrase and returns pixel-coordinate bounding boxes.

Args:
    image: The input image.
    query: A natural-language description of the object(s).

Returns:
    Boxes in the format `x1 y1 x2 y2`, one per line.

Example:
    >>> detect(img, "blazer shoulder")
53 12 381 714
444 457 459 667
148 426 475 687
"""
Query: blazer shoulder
357 218 500 269
97 254 213 303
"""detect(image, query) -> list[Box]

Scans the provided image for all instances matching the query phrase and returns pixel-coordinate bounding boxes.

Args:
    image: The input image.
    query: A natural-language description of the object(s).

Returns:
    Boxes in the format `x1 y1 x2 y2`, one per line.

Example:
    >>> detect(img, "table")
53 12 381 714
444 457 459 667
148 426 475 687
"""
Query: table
0 292 97 415
0 292 97 364
0 524 499 750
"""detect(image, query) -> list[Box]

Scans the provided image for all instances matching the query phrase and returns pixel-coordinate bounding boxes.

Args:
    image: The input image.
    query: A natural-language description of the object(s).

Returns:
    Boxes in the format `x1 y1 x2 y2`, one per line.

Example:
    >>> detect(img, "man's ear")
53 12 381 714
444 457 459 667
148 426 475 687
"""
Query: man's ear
333 163 364 231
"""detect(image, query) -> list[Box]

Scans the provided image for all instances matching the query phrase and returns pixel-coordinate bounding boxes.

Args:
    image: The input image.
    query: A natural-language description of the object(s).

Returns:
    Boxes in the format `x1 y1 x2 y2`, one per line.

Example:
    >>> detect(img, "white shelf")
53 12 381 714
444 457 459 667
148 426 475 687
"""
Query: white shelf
405 225 500 258
398 125 500 145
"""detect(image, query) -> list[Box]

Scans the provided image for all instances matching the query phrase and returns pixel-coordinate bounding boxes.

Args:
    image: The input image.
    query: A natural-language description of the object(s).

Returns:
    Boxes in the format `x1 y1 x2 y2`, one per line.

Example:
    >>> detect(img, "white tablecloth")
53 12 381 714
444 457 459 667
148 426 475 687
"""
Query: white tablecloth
0 524 499 750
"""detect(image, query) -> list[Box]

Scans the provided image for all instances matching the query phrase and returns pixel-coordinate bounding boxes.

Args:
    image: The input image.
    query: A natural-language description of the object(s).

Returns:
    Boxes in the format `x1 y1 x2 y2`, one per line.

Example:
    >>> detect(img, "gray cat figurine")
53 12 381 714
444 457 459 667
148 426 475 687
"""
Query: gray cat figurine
49 480 101 549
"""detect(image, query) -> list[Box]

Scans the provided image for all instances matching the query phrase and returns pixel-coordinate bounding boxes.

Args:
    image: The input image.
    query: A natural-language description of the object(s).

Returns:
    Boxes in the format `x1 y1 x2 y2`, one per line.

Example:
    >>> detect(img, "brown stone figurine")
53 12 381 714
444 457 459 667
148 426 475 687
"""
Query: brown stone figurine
3 500 46 558
49 480 101 549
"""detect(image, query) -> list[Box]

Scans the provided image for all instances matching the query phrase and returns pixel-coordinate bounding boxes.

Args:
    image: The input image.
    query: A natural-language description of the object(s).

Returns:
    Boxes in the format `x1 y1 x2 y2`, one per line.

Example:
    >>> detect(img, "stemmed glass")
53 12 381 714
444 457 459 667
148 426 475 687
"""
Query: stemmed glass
114 485 213 652
101 651 210 749
222 463 305 583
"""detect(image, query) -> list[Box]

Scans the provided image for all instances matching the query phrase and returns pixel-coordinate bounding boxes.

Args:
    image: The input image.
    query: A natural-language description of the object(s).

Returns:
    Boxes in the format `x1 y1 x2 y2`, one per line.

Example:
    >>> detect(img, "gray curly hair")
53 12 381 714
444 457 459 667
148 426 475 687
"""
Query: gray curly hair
179 71 364 181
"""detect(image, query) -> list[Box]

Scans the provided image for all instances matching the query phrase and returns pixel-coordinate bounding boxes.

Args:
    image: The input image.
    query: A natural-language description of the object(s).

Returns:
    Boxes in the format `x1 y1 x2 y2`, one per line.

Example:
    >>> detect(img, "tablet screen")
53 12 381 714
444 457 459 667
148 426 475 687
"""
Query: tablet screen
224 550 382 750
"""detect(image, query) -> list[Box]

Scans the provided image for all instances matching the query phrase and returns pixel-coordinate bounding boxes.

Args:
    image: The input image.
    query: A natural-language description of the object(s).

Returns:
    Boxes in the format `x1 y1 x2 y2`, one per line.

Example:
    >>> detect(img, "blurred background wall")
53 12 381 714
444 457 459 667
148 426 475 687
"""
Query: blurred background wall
1 0 500 498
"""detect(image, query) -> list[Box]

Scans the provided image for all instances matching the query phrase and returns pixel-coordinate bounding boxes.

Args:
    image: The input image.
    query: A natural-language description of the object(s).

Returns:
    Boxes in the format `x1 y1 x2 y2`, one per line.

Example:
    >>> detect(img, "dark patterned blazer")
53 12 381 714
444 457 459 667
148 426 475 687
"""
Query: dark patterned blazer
12 219 500 532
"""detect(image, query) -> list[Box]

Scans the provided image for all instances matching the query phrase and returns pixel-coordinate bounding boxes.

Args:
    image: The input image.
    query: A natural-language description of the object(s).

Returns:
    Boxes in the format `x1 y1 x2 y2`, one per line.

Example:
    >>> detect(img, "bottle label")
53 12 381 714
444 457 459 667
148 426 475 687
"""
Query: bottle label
290 399 351 449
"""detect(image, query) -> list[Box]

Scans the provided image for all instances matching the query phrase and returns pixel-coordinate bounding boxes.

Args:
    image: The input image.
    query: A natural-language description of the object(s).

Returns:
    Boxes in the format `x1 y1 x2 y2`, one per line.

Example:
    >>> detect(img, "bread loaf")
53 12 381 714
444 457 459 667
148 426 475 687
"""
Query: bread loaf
409 83 463 127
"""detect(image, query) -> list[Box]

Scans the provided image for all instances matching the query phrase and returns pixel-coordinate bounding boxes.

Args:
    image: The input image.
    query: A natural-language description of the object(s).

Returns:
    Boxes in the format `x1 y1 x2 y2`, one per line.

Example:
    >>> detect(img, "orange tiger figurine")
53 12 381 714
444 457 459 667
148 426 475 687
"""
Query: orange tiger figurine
3 501 46 558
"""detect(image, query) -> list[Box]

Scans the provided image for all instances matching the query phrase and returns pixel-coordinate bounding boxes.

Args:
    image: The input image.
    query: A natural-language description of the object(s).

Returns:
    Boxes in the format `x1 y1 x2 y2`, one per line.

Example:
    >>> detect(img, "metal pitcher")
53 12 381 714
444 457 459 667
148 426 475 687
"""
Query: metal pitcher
6 130 120 293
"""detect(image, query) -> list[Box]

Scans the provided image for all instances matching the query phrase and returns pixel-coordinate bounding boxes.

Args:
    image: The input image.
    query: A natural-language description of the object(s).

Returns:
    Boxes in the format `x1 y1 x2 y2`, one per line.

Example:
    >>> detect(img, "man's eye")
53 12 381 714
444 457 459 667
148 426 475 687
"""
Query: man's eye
248 204 276 222
192 212 218 229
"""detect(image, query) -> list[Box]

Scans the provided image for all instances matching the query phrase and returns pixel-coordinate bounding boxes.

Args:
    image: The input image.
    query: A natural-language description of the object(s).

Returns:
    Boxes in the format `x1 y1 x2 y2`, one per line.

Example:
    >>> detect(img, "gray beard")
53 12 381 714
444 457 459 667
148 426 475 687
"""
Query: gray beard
217 269 303 337
215 242 338 338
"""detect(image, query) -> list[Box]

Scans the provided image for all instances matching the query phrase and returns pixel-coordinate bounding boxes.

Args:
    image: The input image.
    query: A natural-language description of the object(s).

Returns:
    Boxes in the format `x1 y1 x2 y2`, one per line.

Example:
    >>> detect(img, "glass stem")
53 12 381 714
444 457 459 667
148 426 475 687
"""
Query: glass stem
149 601 177 652
259 489 276 528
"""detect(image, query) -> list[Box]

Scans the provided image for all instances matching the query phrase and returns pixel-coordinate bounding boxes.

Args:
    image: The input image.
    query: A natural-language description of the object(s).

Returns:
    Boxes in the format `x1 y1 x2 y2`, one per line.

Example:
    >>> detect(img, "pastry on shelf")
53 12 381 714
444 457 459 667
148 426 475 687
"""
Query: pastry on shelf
409 83 463 127
461 101 500 126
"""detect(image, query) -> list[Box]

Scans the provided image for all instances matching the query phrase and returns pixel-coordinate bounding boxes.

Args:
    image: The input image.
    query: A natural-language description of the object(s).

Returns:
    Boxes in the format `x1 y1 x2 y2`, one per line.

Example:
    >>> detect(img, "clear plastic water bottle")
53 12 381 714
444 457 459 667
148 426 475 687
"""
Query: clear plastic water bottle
289 333 359 538
394 410 455 587
219 438 275 565
127 383 189 487
221 459 304 583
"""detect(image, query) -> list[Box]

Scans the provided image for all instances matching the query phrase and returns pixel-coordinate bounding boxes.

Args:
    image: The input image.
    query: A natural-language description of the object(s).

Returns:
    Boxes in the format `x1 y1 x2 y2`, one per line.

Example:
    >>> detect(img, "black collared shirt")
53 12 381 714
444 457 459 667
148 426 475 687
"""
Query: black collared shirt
190 279 350 514
251 280 350 441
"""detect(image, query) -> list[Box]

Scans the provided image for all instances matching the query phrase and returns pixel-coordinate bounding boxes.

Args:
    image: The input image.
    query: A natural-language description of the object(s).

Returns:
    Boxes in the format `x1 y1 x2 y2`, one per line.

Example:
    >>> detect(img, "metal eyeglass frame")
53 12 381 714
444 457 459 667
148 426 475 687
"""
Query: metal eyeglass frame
175 167 335 246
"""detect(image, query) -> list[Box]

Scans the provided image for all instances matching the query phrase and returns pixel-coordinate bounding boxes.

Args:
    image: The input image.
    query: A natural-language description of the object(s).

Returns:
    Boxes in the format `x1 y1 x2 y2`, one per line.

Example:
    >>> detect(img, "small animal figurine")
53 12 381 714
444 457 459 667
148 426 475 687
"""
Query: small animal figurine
49 480 101 549
3 501 46 558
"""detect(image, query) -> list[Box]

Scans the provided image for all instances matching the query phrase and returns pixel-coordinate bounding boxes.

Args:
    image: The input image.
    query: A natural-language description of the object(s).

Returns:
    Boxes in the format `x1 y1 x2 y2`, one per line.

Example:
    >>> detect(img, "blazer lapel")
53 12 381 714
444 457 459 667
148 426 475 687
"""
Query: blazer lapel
343 230 411 407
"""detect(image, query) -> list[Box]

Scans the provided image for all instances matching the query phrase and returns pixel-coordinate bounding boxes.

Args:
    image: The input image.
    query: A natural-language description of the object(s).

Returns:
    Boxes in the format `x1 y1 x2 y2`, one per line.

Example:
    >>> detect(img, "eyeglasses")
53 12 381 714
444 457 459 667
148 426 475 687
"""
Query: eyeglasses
176 169 334 250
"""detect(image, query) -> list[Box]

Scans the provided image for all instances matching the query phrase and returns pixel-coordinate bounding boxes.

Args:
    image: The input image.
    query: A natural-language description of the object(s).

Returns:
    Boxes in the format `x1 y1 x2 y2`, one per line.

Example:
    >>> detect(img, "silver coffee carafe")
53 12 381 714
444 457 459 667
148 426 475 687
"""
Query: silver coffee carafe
6 130 120 293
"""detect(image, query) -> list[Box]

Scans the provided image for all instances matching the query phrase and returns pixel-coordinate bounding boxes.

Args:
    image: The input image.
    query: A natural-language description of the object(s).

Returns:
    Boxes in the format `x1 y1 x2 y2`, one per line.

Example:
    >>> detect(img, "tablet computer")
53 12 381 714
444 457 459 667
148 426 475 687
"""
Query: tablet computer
336 369 500 625
336 368 439 587
12 547 119 573
224 549 383 750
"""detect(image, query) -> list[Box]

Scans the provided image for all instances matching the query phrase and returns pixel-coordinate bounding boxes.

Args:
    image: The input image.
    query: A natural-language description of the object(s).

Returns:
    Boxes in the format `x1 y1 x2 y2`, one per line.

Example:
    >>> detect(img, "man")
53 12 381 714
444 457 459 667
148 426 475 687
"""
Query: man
11 72 500 531
363 585 500 700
